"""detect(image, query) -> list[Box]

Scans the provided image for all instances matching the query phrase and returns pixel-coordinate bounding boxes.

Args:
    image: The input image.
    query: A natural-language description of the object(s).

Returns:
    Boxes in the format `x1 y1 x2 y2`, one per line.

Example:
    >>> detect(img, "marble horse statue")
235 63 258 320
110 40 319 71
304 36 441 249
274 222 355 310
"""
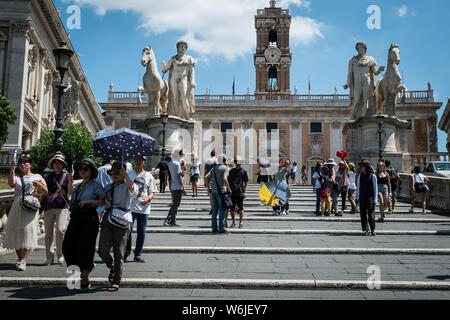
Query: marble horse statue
141 46 168 116
376 44 406 117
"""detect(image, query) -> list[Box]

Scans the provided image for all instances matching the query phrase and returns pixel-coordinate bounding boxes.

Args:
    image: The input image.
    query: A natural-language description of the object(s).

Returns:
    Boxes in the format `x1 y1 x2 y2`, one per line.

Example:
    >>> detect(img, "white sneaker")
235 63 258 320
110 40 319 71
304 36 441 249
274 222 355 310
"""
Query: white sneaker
57 257 65 264
422 209 426 215
281 211 286 215
16 261 26 271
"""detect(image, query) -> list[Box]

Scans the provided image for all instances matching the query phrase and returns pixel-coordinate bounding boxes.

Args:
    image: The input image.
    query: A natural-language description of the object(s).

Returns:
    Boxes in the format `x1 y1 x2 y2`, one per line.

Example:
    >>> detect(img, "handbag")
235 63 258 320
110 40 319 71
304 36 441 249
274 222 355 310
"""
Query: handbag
41 173 67 211
20 175 41 212
320 188 329 199
107 183 133 228
212 165 233 209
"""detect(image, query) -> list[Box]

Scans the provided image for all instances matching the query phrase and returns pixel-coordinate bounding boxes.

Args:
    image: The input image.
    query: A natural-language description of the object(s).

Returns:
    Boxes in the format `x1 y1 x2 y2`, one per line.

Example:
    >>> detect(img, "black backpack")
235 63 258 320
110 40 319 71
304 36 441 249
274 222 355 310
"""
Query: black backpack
387 167 398 187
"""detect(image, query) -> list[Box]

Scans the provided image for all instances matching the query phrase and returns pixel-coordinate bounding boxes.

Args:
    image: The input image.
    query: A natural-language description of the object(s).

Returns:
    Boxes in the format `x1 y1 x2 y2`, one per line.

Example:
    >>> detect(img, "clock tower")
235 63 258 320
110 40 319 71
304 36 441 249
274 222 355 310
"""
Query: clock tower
254 0 292 95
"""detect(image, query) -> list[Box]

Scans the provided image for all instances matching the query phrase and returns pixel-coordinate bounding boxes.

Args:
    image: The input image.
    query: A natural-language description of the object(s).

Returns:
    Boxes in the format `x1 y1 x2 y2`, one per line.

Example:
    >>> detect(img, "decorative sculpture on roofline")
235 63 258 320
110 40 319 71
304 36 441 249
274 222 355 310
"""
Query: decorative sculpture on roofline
375 44 406 117
141 46 169 116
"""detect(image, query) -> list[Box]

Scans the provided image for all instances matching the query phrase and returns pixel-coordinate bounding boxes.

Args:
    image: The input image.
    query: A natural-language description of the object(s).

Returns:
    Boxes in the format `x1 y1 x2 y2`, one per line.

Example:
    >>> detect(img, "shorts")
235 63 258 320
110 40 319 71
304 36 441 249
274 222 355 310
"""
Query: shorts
378 184 389 195
190 174 199 182
291 173 297 180
414 183 427 193
231 195 244 211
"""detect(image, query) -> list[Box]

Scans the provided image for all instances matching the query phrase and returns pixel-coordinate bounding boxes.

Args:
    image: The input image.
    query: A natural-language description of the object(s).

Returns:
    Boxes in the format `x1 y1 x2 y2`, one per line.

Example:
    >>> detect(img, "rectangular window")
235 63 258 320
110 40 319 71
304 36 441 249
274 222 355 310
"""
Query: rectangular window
266 123 278 157
221 122 233 154
310 122 322 133
407 119 413 131
266 122 278 133
130 120 142 129
221 122 233 133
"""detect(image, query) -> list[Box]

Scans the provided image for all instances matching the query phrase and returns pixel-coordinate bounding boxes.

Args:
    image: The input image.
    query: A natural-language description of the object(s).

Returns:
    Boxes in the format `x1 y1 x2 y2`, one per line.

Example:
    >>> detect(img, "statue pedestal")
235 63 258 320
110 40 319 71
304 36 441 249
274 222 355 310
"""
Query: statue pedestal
138 115 201 168
343 115 409 170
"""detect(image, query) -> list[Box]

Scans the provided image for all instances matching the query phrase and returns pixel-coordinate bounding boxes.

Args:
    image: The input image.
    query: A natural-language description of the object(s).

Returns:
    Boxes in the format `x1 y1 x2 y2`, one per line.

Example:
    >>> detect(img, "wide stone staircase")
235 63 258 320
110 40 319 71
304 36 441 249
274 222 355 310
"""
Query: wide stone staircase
0 185 449 300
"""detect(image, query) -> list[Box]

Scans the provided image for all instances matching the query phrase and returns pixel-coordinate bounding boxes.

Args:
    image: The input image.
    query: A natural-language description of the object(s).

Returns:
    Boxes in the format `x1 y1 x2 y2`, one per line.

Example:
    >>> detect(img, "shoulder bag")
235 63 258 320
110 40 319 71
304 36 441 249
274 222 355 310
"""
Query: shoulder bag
107 183 133 228
20 175 41 213
41 173 67 211
213 165 233 210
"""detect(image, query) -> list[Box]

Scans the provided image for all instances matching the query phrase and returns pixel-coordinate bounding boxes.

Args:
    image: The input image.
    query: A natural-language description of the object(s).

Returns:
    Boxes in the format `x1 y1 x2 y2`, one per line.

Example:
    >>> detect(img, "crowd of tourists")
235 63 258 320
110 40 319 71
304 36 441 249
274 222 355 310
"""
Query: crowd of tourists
3 151 430 291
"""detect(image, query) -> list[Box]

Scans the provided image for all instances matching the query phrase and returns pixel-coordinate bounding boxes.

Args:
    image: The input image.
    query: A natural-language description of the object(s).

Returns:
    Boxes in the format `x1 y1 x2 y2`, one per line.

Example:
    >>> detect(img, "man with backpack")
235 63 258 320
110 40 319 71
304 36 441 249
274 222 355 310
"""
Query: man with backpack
385 160 400 214
228 157 249 228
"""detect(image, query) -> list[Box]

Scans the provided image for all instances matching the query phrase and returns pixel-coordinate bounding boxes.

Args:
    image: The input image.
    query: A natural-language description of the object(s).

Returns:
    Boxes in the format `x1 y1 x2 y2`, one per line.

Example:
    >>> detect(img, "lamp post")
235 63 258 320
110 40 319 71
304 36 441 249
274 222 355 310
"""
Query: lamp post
376 115 384 162
160 113 169 158
52 42 74 154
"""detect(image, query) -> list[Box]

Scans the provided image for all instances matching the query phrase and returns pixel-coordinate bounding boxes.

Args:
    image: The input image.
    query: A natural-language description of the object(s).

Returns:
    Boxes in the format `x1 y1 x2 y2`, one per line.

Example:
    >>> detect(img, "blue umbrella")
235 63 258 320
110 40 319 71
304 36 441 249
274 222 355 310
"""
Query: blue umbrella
93 128 156 162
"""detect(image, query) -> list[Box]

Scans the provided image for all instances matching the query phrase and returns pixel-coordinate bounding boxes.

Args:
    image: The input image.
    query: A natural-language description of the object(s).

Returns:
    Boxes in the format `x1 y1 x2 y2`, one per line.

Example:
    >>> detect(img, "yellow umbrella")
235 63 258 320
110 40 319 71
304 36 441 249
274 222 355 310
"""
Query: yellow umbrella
258 183 279 206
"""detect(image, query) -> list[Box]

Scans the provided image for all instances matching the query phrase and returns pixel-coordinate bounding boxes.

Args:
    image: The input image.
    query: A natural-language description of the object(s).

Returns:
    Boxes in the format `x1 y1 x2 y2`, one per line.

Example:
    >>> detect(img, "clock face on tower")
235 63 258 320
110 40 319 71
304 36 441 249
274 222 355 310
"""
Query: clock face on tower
264 47 281 63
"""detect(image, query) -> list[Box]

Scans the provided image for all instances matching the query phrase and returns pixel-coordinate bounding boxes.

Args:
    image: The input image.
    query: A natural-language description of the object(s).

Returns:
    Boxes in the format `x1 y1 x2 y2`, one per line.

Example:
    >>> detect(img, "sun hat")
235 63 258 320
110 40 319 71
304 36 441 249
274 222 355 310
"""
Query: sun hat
77 158 98 179
324 158 338 166
47 153 68 169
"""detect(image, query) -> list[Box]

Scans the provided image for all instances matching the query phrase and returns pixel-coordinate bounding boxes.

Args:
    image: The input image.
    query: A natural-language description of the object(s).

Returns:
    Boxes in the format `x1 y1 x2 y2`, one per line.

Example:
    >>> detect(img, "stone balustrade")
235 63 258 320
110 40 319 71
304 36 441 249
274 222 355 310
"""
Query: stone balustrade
398 174 450 211
405 153 450 172
106 90 432 107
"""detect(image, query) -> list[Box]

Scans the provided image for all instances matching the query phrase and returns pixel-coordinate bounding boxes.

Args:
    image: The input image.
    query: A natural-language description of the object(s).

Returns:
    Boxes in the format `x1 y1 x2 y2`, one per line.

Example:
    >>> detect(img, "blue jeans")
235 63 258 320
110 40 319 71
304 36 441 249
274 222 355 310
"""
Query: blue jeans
125 212 149 257
315 189 321 213
211 191 226 232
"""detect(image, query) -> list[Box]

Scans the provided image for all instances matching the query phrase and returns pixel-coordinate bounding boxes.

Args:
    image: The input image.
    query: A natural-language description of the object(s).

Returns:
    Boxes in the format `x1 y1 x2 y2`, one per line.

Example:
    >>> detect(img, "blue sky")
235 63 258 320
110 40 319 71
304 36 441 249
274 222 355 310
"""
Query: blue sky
55 0 450 151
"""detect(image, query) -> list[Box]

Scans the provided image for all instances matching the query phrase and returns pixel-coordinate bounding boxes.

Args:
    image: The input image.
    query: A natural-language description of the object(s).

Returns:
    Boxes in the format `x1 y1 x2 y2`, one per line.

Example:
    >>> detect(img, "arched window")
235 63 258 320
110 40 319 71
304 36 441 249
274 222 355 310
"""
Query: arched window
268 29 277 47
268 67 278 92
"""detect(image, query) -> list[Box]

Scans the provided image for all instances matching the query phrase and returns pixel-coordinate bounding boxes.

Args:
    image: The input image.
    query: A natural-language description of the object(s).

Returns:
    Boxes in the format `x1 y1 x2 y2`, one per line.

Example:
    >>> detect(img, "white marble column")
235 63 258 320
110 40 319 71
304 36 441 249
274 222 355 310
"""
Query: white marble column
330 120 343 159
290 120 301 183
4 20 32 148
36 51 48 138
0 31 7 91
201 120 212 163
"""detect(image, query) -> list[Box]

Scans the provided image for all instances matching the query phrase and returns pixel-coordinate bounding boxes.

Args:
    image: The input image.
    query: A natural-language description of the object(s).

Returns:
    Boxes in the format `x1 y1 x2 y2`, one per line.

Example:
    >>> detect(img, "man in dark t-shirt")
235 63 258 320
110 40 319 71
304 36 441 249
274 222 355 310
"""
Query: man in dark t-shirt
228 158 249 228
156 157 169 193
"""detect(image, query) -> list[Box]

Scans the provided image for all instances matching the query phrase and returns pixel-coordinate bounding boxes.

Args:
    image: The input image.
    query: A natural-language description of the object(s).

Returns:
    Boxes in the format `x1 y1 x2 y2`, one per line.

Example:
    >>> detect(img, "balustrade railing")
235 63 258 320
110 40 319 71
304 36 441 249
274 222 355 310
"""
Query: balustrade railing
107 90 432 105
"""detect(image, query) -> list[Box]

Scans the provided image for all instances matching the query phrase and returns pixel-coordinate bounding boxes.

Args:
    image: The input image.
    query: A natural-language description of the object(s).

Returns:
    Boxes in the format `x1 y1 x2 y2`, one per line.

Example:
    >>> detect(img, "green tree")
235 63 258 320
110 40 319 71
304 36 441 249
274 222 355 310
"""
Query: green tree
0 90 18 148
27 122 102 174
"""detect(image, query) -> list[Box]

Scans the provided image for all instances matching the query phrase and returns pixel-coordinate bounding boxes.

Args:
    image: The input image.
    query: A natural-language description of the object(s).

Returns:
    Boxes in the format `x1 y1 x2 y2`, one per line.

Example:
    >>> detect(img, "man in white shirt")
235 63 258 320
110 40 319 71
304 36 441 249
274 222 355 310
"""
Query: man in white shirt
125 156 157 263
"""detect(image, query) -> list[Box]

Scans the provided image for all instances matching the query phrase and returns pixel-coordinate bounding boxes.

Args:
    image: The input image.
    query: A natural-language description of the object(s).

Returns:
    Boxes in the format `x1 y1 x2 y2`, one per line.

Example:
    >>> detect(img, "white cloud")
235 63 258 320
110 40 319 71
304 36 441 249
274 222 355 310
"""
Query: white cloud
291 16 324 45
66 0 324 61
398 5 408 17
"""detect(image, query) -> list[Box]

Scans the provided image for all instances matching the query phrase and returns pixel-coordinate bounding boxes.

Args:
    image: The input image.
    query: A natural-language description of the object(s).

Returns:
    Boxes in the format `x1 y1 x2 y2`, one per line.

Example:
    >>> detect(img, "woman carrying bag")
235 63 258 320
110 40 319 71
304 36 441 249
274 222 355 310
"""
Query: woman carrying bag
97 162 138 292
4 156 48 271
62 158 104 290
42 153 73 265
